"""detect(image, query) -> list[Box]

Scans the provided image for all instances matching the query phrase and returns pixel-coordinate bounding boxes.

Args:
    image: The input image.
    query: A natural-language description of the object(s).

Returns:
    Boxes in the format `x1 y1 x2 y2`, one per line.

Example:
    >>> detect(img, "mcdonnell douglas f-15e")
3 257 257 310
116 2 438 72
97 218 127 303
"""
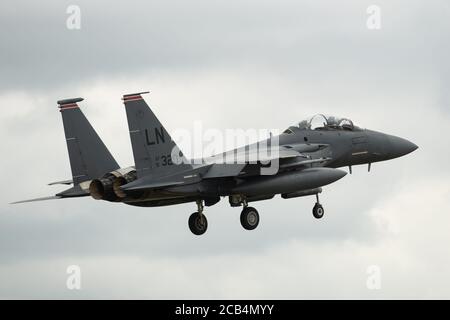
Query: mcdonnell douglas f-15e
13 92 418 235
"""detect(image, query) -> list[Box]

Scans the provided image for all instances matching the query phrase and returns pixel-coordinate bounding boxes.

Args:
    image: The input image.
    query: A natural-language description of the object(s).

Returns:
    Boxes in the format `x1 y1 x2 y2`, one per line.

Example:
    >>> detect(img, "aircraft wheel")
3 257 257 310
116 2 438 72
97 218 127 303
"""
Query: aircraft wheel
188 212 208 235
240 206 260 230
312 203 324 219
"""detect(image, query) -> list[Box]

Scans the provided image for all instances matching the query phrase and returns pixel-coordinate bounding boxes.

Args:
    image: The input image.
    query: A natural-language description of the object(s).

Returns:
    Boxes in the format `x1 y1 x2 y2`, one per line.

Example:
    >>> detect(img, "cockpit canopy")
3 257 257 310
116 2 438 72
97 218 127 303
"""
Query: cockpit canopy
296 114 359 131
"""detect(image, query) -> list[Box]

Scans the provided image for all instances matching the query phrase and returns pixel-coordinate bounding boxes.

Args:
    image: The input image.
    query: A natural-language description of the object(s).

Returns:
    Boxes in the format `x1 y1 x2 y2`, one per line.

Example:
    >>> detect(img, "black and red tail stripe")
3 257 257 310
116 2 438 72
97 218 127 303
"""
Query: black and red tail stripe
122 91 149 103
57 97 84 111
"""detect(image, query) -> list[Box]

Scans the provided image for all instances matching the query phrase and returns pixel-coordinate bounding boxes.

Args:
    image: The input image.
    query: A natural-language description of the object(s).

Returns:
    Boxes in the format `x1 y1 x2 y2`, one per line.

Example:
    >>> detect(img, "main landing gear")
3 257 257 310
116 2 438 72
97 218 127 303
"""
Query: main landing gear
234 197 260 231
240 204 260 230
312 193 324 219
188 198 261 235
188 200 208 236
229 196 260 231
188 193 324 235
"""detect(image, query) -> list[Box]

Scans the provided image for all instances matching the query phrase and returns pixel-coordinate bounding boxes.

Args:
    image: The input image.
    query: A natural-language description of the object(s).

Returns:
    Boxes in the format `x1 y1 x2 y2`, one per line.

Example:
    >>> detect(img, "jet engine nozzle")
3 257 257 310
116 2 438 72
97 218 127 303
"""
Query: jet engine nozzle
113 170 137 198
89 167 137 201
89 174 117 201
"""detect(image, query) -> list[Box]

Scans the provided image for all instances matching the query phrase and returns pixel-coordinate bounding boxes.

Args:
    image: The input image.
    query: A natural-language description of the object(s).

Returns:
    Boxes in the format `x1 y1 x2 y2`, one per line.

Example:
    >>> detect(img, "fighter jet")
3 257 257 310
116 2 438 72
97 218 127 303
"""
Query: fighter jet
13 92 418 236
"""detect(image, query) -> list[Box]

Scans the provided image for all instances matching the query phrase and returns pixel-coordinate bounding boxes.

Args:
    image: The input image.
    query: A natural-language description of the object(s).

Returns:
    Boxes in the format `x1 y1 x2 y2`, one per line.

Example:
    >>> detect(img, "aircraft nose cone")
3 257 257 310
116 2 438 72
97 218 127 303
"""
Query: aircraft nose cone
387 135 418 159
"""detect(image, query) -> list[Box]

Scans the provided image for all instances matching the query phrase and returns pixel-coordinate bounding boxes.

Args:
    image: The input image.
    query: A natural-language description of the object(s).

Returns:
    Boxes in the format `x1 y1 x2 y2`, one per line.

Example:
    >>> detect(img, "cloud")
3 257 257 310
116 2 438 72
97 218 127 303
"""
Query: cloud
2 173 449 299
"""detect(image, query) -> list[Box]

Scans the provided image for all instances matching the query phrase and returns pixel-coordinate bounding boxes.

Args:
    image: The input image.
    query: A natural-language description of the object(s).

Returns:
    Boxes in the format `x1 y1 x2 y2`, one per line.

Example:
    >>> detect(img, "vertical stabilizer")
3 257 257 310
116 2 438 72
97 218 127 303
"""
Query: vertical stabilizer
122 92 192 179
58 98 120 185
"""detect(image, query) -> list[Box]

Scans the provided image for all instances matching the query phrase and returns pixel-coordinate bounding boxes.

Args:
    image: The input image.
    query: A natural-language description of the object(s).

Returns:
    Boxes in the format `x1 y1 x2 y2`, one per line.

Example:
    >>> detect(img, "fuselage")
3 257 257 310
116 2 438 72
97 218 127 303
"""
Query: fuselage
279 126 418 168
123 123 417 207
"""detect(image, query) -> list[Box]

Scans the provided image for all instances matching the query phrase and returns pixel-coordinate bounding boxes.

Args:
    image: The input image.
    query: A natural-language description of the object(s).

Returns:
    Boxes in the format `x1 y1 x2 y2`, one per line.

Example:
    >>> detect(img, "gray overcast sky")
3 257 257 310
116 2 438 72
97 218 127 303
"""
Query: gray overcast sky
0 0 449 299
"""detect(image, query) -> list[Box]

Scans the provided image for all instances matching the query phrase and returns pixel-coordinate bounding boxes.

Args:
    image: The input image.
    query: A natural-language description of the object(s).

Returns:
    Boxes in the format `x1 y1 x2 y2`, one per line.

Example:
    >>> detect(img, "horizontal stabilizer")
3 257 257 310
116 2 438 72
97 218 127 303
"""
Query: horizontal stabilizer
11 185 89 204
48 179 73 186
56 185 90 197
10 195 62 204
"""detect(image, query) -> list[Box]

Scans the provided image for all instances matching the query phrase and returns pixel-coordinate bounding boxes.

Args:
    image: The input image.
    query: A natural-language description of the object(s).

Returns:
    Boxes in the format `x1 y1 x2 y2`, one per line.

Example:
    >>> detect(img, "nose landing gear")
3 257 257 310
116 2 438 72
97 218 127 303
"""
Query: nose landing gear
312 193 324 219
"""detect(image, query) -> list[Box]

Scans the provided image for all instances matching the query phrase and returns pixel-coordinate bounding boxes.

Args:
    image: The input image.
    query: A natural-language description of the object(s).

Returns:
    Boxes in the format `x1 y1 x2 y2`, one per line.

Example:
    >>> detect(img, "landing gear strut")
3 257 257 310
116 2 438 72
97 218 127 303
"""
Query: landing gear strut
240 200 260 230
312 193 324 219
188 200 208 235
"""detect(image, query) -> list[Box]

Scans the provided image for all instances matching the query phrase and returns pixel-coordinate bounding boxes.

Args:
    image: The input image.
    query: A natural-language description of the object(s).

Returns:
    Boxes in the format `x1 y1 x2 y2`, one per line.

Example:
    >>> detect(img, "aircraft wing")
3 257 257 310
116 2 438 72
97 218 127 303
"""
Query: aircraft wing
200 143 331 177
121 142 332 190
207 143 329 164
234 148 301 162
206 147 300 164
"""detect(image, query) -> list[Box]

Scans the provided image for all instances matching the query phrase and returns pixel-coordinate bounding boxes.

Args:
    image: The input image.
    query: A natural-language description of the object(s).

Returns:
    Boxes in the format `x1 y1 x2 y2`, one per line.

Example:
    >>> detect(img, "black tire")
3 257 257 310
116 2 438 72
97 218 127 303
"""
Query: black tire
312 203 324 219
240 207 260 230
188 212 208 235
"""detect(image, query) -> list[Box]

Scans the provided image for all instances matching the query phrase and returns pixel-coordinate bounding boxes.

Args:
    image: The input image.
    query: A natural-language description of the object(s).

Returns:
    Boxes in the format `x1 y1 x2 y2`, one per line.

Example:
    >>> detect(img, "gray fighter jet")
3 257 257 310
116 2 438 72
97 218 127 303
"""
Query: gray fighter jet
13 92 418 235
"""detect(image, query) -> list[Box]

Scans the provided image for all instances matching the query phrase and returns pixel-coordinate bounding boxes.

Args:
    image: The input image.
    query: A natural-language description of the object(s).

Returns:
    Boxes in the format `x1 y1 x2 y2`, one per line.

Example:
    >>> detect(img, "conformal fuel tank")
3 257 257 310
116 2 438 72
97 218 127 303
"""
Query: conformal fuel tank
231 167 347 196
